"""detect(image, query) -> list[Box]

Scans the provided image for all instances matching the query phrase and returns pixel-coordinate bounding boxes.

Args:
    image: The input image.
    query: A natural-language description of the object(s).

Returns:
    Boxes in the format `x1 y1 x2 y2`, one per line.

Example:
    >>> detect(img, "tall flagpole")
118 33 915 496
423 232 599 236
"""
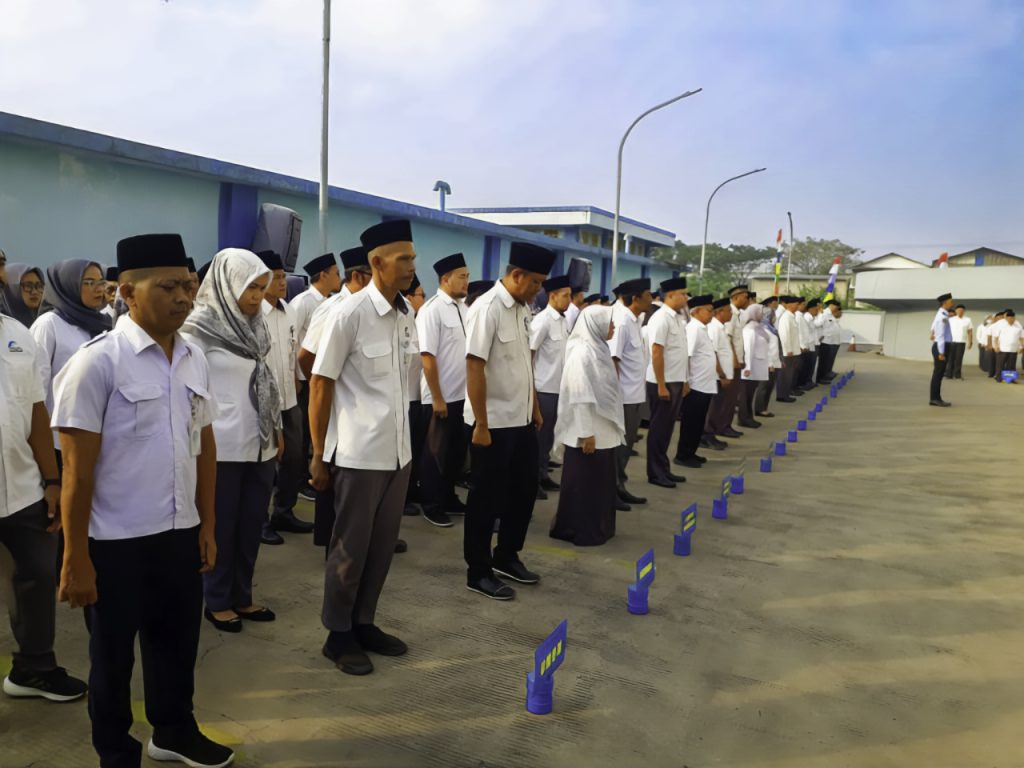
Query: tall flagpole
318 0 331 254
786 211 794 290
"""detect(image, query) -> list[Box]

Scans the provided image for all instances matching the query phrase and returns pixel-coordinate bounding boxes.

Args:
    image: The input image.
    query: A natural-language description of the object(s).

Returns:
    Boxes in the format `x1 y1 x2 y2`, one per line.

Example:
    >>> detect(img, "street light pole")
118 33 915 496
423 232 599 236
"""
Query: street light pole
786 211 794 290
697 167 767 292
612 88 702 288
318 0 331 255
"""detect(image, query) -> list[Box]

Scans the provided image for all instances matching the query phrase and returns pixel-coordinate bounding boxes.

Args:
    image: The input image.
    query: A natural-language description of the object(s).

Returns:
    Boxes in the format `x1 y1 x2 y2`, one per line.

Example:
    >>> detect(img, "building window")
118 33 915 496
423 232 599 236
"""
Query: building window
579 230 601 248
541 229 560 239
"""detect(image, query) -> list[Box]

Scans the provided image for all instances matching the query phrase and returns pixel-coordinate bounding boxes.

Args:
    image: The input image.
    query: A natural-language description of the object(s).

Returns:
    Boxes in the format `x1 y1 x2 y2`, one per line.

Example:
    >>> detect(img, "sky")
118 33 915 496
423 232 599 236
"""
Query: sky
1 0 1022 263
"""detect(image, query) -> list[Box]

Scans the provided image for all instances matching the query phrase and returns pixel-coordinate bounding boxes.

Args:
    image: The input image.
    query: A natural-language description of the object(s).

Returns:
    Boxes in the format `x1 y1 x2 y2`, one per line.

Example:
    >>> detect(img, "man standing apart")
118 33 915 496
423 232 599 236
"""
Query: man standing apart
992 309 1022 383
463 243 555 600
944 304 972 380
531 275 571 499
929 292 954 406
417 253 469 528
645 277 689 488
309 220 417 675
54 234 233 768
609 278 653 509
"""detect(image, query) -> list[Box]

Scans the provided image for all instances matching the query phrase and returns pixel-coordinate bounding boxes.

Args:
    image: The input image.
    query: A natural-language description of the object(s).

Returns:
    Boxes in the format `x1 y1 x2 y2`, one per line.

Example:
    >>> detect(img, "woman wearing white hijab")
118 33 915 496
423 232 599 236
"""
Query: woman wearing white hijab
549 306 624 546
182 248 282 633
741 304 771 392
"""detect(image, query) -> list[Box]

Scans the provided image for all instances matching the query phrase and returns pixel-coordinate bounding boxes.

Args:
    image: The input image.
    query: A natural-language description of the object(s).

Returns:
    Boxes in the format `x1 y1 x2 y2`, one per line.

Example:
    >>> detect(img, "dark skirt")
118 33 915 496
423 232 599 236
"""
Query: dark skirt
550 446 616 546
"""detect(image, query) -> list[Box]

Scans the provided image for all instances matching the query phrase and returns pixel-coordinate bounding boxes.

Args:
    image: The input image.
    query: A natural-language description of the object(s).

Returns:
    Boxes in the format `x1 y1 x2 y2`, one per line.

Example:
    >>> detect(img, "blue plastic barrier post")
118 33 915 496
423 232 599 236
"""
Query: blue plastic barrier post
673 503 697 556
627 549 656 614
788 429 798 443
807 409 816 421
830 385 839 398
526 619 567 715
712 476 730 519
1001 370 1018 383
775 440 787 456
797 419 807 431
730 460 746 494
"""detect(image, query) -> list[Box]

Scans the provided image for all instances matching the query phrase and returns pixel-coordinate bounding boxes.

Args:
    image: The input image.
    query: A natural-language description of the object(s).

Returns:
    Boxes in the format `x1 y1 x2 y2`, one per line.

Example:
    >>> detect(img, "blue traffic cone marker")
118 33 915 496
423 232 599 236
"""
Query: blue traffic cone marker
788 429 798 442
775 441 787 456
820 396 828 406
526 619 567 715
712 496 728 519
797 419 807 431
808 409 816 421
760 456 773 472
627 549 656 615
674 504 697 557
730 475 745 494
830 385 838 398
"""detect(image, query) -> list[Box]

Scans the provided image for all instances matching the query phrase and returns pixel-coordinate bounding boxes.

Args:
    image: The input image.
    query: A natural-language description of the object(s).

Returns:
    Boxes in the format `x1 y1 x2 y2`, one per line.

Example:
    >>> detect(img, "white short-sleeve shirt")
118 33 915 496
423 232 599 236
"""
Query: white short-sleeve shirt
262 298 299 411
686 319 719 394
464 281 535 428
291 285 329 381
949 315 973 343
0 317 47 518
996 321 1023 353
301 284 352 357
608 302 646 405
312 282 415 470
30 311 91 447
820 312 842 344
50 317 215 540
645 304 689 384
726 303 747 365
530 305 568 395
707 317 733 373
416 289 467 405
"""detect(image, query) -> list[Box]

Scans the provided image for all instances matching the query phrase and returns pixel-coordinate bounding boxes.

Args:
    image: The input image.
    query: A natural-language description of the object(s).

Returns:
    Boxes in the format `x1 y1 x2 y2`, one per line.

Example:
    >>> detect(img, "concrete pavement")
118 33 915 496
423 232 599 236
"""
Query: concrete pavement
2 352 1023 768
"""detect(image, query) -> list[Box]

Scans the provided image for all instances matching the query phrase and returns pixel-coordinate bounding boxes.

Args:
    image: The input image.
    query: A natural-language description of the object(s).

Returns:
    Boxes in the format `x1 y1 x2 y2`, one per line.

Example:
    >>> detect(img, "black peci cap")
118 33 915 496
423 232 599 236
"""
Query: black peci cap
340 246 370 271
688 294 714 308
361 220 413 252
543 275 572 292
116 234 189 272
712 297 731 310
303 252 336 277
660 277 687 293
256 250 285 271
433 252 466 277
508 242 556 275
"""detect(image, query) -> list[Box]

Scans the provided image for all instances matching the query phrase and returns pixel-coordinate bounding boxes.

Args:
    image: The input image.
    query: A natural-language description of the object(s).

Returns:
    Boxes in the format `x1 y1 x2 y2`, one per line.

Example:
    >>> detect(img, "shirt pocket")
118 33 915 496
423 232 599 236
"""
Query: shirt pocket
548 323 564 342
185 382 213 428
497 316 519 360
117 382 165 439
361 341 392 379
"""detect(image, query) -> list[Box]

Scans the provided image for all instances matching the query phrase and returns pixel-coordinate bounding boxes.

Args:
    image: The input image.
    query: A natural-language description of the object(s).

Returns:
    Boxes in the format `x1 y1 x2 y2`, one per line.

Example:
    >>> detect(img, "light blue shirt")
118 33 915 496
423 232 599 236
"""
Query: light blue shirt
931 308 952 354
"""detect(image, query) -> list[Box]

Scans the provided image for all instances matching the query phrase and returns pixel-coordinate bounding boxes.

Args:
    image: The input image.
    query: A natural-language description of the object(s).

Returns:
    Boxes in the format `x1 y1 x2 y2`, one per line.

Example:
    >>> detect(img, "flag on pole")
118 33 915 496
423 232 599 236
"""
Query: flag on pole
936 251 949 269
823 256 841 302
773 228 784 295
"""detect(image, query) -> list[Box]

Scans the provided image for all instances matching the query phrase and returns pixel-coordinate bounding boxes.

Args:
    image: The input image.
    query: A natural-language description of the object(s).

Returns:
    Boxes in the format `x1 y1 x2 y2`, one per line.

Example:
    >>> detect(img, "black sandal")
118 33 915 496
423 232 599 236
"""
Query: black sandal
204 608 242 633
235 606 276 622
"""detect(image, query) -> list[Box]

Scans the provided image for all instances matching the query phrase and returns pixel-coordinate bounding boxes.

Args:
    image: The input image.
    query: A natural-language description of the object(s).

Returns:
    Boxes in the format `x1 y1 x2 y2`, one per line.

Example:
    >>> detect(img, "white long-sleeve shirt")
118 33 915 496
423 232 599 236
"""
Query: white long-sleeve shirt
778 310 801 357
930 308 952 354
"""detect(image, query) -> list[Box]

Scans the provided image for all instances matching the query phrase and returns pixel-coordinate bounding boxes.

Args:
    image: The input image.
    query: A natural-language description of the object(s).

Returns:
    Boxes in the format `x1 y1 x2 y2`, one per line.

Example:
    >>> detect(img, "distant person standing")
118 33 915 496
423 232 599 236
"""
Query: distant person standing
992 309 1022 383
702 297 736 449
675 295 720 469
2 263 47 328
976 316 993 372
564 285 585 332
929 293 954 406
816 300 842 383
644 277 689 488
531 275 572 499
944 304 972 380
776 296 802 402
985 311 1008 379
755 296 781 417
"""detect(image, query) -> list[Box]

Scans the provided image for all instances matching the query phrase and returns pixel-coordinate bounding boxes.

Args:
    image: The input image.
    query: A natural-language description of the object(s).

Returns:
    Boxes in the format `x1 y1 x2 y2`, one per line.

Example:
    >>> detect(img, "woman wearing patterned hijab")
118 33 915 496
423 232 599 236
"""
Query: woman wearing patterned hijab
181 248 282 633
31 259 111 452
549 306 625 546
1 263 46 328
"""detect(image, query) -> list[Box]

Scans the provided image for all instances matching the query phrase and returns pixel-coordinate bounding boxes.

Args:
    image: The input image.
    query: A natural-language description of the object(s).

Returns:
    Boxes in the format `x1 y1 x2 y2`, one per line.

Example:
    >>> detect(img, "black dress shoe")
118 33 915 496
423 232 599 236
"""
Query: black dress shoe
403 502 422 516
929 399 952 407
674 456 703 469
696 456 708 464
354 624 408 656
777 396 797 403
617 489 647 504
756 411 775 418
235 606 276 622
323 631 374 675
628 448 639 457
668 472 687 482
493 559 540 584
699 438 714 449
204 609 242 633
466 575 516 600
548 460 562 469
707 437 728 450
738 419 762 429
648 477 676 489
540 477 560 492
615 499 632 512
394 539 408 553
270 509 315 533
536 487 549 501
719 428 744 438
260 524 284 545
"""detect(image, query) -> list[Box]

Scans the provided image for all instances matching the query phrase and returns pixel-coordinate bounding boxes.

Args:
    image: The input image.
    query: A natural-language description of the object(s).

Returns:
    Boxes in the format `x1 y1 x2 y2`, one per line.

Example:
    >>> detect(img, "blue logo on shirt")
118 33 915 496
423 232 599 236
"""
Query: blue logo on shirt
7 340 23 353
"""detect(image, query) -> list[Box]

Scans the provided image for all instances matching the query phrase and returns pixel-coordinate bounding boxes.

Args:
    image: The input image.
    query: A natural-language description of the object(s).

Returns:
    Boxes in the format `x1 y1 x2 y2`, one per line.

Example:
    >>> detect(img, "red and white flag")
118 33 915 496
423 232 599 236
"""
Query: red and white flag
936 252 949 269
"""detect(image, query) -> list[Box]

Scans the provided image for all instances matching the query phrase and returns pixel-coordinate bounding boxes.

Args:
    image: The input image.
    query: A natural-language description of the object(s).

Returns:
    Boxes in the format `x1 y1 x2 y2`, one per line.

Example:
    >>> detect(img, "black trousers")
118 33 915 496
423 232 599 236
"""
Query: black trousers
930 343 946 401
676 390 714 460
85 527 203 768
987 346 998 378
755 370 776 414
464 424 538 580
777 356 799 399
0 501 58 674
405 400 430 505
995 352 1019 380
944 342 967 379
646 381 684 482
735 365 755 422
798 349 818 387
817 344 840 382
419 399 468 509
979 345 990 372
272 405 304 516
297 385 312 484
536 392 559 482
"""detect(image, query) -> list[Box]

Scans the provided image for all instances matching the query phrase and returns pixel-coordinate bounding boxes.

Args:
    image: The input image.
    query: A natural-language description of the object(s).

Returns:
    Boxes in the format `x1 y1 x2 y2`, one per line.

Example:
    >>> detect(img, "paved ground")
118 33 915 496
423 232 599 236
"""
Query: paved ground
3 352 1024 768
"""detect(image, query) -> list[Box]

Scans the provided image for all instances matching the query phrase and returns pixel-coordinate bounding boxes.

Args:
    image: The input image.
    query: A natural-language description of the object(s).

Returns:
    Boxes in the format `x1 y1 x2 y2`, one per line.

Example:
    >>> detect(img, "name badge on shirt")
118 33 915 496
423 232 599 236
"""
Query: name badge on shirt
189 393 202 457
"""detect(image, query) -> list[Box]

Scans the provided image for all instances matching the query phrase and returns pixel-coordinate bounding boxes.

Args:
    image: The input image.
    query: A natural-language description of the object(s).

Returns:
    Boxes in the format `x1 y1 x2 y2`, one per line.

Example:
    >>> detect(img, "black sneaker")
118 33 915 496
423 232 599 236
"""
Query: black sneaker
422 506 454 528
354 624 408 656
298 486 316 502
493 559 540 585
3 666 87 702
148 731 234 767
467 575 516 600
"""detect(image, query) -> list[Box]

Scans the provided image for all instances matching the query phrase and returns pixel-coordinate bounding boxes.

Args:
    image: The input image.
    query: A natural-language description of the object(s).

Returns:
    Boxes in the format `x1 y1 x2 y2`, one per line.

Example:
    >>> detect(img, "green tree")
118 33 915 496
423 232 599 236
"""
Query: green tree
653 241 776 293
790 237 863 274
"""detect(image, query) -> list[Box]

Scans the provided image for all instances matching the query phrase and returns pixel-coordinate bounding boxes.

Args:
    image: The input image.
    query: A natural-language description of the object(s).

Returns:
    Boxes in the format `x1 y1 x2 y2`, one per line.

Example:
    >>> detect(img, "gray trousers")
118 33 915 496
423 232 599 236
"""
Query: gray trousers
0 501 58 673
272 405 305 517
322 463 411 633
615 403 644 491
203 460 276 611
536 392 559 481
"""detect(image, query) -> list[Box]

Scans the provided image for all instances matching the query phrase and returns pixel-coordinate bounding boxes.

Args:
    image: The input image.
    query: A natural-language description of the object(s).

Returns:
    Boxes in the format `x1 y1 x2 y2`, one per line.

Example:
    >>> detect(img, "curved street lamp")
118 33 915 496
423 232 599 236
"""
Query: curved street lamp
611 88 703 287
697 167 767 292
